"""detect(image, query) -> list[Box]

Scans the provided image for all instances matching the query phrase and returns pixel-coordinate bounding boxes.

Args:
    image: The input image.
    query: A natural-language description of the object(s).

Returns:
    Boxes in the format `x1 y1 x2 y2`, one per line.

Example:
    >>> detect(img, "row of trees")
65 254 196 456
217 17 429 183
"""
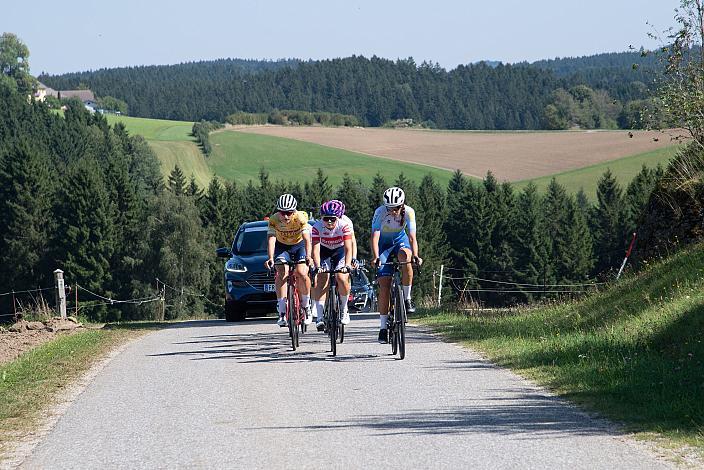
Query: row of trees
191 120 223 156
40 52 658 130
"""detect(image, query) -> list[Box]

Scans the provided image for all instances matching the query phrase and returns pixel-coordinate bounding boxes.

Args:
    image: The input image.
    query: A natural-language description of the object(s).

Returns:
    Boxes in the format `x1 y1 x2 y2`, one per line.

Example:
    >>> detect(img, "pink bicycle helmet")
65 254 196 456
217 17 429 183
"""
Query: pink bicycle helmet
320 200 345 218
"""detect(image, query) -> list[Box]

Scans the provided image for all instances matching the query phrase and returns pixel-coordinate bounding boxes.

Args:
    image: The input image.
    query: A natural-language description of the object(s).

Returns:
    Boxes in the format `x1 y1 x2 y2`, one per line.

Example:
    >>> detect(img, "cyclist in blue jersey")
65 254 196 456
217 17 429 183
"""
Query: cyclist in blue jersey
370 187 423 343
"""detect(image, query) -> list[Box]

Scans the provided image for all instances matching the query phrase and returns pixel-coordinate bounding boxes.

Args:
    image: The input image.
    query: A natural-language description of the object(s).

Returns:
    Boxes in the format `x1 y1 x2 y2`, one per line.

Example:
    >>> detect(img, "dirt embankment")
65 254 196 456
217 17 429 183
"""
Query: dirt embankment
0 318 83 366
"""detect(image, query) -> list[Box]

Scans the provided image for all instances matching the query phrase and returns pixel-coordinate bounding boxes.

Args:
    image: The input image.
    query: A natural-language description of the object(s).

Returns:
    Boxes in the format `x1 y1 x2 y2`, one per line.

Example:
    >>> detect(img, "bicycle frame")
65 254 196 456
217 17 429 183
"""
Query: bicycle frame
318 267 348 356
379 260 415 360
273 260 307 350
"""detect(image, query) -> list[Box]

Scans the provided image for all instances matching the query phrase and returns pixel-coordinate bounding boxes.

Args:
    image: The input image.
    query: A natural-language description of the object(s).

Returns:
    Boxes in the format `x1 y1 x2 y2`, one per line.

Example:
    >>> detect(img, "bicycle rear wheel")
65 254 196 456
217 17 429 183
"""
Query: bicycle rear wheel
339 323 344 343
395 283 406 360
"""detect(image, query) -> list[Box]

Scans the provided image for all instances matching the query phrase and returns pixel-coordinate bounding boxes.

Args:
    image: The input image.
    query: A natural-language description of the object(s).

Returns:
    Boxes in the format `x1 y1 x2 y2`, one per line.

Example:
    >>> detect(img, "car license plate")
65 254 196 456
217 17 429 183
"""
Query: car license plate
264 284 275 292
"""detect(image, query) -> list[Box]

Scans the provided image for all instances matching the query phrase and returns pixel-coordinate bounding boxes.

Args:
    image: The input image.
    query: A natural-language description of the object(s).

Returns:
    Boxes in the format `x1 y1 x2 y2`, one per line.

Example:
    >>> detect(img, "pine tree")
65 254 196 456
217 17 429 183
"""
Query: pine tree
223 180 244 239
335 174 371 259
187 175 203 199
558 196 595 281
302 168 333 211
443 170 467 267
514 182 550 301
592 169 625 274
202 177 227 245
623 165 662 234
0 140 55 289
415 175 449 299
54 156 115 321
168 165 186 196
542 178 570 286
394 173 418 206
368 172 387 216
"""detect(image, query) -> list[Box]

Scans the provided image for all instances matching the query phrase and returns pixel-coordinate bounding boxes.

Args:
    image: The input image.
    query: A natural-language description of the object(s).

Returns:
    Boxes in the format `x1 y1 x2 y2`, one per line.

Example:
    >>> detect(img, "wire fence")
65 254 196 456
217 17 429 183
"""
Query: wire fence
1 276 222 323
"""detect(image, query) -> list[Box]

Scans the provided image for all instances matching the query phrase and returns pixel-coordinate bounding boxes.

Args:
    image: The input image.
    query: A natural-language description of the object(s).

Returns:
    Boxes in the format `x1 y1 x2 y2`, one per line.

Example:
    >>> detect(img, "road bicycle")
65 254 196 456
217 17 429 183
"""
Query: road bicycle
379 260 417 360
315 266 350 356
273 260 308 350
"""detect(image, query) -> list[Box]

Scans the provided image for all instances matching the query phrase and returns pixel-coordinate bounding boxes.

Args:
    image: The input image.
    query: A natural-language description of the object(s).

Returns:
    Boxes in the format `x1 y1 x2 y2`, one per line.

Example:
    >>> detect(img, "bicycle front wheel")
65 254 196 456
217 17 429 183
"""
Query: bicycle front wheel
288 288 297 351
395 283 406 360
330 298 338 356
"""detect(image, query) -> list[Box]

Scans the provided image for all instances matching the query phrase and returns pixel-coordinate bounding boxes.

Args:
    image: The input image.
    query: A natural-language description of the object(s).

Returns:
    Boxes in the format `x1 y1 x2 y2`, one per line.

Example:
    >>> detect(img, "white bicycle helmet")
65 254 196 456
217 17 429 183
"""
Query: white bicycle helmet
276 193 297 211
383 187 405 208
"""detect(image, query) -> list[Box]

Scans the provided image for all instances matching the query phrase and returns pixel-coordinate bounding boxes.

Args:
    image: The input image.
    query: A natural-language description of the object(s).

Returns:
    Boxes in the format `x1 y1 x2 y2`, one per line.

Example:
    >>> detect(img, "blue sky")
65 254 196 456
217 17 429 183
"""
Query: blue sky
3 0 679 75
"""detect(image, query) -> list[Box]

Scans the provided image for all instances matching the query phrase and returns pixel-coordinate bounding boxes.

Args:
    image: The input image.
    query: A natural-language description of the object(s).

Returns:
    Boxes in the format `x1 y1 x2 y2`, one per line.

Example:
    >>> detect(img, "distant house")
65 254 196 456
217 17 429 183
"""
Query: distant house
32 80 99 112
34 81 57 102
57 89 98 112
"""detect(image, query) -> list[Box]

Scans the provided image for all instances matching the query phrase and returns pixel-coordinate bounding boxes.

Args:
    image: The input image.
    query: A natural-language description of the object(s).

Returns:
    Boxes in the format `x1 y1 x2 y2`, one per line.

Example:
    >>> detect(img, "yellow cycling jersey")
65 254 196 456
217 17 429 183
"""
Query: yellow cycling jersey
267 211 310 245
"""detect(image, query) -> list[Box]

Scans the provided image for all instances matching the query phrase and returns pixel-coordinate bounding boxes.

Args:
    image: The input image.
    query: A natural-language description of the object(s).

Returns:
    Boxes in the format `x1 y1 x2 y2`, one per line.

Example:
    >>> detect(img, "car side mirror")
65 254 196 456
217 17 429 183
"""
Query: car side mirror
216 247 232 258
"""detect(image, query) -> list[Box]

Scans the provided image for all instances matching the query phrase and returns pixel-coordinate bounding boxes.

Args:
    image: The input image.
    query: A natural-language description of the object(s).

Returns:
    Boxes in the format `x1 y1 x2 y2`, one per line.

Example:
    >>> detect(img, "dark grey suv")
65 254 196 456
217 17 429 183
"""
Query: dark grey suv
216 220 276 321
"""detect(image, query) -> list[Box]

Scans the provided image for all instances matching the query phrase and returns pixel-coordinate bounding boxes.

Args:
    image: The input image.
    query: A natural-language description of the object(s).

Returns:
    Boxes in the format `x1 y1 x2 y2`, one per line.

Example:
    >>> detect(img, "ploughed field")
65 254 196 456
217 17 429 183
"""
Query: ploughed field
234 126 674 181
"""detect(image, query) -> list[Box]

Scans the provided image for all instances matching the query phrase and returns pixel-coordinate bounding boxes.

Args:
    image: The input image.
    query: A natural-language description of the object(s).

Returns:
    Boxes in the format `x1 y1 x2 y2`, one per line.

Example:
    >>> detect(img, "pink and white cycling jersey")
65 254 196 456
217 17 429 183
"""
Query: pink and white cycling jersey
311 215 354 249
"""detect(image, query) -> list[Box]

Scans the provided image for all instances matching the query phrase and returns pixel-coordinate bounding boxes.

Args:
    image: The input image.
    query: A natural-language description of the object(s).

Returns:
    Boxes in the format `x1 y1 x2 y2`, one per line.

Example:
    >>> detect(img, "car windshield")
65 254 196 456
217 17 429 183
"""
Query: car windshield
233 226 268 254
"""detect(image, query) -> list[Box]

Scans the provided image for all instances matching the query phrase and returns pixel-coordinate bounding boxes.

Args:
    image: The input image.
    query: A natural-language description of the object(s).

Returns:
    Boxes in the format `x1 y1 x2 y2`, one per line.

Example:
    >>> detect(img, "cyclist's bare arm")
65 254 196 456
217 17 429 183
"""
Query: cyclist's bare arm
265 234 277 267
407 232 423 265
312 240 321 268
350 231 358 260
370 230 380 260
302 230 313 264
343 237 353 268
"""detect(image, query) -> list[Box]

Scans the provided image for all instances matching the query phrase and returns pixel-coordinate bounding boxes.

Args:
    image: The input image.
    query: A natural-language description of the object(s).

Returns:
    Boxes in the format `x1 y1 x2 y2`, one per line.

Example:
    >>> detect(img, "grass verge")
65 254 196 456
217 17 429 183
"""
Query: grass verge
0 324 161 458
416 243 704 458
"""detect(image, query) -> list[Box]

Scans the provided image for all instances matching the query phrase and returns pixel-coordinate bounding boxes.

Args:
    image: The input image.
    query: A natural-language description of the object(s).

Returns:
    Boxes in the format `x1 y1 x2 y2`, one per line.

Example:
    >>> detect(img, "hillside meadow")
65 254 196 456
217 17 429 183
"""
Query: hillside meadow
106 115 679 196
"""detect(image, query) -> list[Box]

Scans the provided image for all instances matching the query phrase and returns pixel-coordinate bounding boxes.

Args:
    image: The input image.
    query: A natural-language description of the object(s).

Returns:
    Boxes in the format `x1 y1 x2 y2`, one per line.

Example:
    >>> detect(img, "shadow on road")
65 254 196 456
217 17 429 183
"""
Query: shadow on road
247 395 611 438
148 320 436 363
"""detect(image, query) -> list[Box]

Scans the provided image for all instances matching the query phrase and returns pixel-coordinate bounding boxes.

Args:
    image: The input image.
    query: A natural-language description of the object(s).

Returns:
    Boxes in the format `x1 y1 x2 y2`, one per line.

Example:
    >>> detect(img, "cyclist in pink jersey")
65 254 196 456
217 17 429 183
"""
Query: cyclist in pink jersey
311 200 357 330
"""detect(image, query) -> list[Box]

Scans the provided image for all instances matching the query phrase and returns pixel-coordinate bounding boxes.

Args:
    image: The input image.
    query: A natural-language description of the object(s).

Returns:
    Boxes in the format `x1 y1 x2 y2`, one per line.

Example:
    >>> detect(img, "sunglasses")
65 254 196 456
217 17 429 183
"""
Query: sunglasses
279 210 294 216
388 206 402 213
322 216 338 223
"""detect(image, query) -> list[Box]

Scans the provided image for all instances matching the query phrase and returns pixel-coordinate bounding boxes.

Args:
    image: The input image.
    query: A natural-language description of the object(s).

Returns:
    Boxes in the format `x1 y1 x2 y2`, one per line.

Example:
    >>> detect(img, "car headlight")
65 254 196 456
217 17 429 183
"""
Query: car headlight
225 260 247 273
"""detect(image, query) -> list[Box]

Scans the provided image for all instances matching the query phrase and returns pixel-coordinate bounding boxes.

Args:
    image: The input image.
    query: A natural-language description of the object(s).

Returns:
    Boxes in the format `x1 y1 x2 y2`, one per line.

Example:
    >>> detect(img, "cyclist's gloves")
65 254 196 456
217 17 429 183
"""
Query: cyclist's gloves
412 255 423 266
373 257 381 268
265 258 275 270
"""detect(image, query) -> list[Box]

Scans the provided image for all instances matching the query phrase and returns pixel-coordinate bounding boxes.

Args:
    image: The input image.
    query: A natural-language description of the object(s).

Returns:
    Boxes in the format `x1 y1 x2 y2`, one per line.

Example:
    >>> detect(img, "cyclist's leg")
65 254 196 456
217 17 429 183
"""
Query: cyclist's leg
376 243 397 343
397 235 415 312
290 241 312 323
331 250 351 324
273 243 292 326
314 255 331 330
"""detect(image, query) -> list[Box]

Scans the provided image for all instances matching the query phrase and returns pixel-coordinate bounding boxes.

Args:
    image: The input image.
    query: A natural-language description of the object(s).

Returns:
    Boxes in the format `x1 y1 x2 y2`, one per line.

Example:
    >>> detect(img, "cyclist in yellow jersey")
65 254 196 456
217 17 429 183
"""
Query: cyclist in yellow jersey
264 194 313 327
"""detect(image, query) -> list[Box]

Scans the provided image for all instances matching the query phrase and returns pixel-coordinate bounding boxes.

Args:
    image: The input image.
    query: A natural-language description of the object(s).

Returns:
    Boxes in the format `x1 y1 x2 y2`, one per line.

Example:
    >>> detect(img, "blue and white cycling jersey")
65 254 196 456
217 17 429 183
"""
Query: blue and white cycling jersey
371 205 417 247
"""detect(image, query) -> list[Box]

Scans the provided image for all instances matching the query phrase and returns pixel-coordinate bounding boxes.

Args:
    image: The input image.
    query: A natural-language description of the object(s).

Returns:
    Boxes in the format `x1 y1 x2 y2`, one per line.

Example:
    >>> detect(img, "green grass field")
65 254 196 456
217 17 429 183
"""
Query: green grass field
109 115 680 195
105 115 214 187
514 146 680 199
105 115 194 141
208 130 454 187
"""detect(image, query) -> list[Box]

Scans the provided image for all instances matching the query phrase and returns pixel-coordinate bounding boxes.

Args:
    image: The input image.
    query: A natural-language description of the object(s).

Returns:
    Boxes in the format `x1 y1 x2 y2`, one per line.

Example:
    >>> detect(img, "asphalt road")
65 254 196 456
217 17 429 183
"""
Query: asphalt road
22 316 672 469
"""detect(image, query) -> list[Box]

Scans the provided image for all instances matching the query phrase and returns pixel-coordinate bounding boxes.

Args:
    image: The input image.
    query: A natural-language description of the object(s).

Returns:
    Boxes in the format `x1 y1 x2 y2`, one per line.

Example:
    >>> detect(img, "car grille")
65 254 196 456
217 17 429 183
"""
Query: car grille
247 271 276 289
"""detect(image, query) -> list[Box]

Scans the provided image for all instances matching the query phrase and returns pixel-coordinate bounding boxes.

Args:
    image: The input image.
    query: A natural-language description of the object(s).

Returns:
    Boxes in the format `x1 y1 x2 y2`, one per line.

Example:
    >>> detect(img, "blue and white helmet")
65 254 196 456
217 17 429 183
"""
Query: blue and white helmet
383 187 405 208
